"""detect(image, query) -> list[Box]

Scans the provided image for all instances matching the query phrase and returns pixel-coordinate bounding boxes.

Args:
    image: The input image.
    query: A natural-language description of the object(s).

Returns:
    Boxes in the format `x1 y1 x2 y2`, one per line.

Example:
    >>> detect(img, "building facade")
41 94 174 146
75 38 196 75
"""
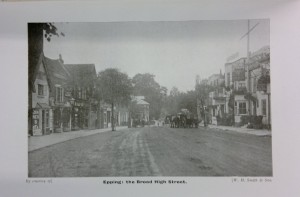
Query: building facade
45 56 72 132
197 46 271 128
207 72 227 125
29 54 101 135
30 54 53 136
246 46 271 126
227 46 270 126
64 63 98 130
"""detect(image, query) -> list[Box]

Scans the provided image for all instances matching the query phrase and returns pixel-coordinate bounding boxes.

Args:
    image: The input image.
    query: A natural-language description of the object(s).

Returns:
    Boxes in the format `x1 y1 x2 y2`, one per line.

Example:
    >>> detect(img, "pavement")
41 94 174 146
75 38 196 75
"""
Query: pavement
199 123 271 137
28 126 128 152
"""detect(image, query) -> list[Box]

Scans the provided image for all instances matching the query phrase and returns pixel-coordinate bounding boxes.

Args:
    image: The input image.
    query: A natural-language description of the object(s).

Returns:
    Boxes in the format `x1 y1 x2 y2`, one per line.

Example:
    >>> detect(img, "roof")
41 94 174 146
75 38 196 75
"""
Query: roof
134 96 145 100
29 52 52 92
225 57 246 67
44 56 70 89
132 96 150 105
136 99 149 105
35 103 51 109
64 64 96 87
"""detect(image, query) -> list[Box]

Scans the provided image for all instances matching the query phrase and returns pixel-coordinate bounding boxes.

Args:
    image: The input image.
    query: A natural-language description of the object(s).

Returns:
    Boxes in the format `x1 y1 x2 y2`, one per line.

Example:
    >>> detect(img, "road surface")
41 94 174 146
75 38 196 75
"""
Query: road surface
28 126 272 177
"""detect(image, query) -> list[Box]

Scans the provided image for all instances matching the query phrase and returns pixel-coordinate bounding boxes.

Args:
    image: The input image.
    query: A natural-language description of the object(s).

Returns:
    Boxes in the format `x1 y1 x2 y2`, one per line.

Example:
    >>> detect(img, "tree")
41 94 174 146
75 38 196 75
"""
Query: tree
96 68 132 131
163 86 180 115
163 87 198 116
132 73 165 120
178 90 197 115
29 23 64 84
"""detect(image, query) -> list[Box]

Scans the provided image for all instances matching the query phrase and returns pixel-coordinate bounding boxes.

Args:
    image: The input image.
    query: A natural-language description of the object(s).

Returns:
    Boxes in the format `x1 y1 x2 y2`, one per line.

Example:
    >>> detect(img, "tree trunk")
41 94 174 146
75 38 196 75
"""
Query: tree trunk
128 111 131 128
28 23 44 136
111 102 115 131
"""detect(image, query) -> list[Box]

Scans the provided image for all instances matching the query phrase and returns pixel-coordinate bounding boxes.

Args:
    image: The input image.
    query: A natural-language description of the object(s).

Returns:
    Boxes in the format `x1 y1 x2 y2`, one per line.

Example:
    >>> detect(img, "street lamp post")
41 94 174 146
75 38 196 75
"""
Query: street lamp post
70 98 75 131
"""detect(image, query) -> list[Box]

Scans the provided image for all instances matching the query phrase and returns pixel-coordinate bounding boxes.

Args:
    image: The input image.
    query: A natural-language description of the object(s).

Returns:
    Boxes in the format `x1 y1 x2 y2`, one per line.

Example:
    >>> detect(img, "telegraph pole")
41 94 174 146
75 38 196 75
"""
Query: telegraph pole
240 20 259 115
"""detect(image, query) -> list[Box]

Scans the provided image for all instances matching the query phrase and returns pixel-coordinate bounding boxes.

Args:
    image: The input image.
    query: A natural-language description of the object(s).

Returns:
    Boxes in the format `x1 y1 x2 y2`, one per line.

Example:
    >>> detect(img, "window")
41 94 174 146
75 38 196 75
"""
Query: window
56 87 63 102
238 83 245 90
104 113 107 123
234 102 237 114
262 99 267 116
38 84 44 96
227 73 230 87
78 87 81 99
253 77 257 93
239 102 247 115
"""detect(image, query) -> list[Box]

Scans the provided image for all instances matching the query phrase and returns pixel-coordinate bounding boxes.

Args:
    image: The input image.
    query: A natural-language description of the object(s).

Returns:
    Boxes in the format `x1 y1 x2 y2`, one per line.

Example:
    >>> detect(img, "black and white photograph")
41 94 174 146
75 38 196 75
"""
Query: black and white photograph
28 20 272 177
2 0 300 196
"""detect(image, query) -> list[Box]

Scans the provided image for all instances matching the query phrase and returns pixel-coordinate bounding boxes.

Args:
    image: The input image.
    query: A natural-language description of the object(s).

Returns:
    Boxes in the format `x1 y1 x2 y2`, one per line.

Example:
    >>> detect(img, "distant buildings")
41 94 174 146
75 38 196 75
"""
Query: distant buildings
131 96 150 122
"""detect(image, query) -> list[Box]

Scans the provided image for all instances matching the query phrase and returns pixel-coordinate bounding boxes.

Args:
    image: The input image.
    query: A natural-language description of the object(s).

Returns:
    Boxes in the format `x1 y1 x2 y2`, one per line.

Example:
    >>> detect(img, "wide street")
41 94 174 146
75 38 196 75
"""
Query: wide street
28 126 272 177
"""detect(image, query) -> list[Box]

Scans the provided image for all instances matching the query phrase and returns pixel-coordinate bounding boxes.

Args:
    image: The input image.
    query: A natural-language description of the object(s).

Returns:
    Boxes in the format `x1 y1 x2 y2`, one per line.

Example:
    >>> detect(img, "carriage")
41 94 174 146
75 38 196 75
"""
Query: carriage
165 111 199 128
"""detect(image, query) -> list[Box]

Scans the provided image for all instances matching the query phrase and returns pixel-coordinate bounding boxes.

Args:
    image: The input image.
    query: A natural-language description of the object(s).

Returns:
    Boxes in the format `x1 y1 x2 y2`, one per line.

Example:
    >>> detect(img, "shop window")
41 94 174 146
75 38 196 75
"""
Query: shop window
45 110 49 127
107 111 111 123
262 99 267 116
38 84 44 96
54 109 61 127
78 87 81 99
239 102 247 115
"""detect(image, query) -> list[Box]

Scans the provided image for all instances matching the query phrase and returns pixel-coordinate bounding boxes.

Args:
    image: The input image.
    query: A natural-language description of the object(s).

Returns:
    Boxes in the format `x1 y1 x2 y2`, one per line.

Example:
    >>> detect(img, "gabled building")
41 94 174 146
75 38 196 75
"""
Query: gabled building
43 54 99 132
134 96 150 122
64 63 98 130
44 55 72 132
130 96 150 125
29 53 53 136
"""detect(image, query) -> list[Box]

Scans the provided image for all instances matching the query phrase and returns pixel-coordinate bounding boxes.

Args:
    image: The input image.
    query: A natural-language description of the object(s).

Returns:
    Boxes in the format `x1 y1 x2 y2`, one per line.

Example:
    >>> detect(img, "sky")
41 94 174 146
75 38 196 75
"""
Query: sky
43 20 270 93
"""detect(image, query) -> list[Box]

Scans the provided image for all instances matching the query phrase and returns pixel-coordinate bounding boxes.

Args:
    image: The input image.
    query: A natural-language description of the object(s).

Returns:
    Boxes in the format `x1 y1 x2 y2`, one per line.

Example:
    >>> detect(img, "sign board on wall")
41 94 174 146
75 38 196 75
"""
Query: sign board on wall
32 109 42 135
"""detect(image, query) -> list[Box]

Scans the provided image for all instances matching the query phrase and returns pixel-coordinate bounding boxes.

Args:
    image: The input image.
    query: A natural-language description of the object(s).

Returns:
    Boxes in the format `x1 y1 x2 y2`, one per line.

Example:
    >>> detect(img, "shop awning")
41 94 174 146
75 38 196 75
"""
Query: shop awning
35 103 51 109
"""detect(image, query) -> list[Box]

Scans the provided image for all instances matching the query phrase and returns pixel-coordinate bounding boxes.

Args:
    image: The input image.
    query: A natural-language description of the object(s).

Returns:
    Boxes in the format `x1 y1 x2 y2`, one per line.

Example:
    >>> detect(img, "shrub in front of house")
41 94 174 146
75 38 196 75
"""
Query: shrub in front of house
241 115 263 129
216 114 234 126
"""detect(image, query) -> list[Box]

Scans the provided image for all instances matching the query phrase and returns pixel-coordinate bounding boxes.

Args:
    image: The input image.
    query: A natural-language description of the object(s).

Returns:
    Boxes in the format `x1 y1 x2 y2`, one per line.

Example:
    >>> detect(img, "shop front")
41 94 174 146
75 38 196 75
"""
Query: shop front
71 100 89 130
32 103 52 136
52 103 72 132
